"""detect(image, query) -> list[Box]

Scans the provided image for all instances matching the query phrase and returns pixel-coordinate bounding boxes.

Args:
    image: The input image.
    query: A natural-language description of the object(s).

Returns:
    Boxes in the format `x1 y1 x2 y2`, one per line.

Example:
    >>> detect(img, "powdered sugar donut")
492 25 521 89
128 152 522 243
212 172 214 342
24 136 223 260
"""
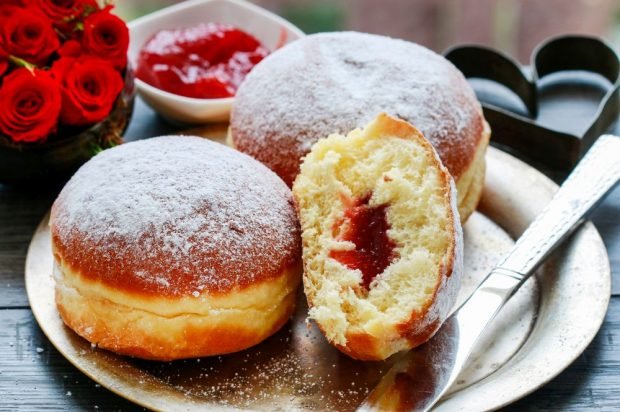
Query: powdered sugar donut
51 136 301 360
230 31 489 222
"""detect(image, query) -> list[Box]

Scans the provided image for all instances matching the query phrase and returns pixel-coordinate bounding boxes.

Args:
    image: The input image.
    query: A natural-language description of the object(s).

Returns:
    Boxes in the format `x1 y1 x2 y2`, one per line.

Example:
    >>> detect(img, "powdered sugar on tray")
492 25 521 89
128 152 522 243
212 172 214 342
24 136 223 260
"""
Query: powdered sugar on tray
231 31 483 182
129 312 390 410
51 136 300 296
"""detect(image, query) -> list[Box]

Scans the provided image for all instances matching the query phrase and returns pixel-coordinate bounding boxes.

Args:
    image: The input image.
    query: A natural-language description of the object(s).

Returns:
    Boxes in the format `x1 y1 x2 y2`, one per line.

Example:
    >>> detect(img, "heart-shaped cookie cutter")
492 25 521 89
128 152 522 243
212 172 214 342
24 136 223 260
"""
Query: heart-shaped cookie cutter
444 35 620 171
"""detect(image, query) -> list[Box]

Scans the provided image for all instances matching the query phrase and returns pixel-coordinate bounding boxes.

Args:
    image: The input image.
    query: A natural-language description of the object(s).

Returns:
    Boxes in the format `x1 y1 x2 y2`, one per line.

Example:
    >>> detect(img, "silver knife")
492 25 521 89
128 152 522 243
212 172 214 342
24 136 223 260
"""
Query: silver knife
358 134 620 411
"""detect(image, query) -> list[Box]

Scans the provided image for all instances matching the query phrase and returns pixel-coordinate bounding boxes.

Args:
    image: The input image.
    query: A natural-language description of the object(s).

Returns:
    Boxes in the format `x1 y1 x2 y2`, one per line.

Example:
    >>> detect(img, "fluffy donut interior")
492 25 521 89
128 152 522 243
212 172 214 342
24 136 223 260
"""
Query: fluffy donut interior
293 114 456 346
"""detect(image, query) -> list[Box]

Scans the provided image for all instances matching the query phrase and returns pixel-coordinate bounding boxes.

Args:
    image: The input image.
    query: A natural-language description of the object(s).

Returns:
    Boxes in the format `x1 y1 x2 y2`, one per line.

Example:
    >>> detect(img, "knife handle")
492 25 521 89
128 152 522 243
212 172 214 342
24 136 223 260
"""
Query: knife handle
497 134 620 279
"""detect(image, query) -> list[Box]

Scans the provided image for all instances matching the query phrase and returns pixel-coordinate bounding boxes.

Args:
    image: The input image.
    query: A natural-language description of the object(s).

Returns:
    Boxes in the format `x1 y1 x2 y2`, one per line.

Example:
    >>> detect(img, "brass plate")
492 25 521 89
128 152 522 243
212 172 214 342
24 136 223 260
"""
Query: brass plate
25 147 610 411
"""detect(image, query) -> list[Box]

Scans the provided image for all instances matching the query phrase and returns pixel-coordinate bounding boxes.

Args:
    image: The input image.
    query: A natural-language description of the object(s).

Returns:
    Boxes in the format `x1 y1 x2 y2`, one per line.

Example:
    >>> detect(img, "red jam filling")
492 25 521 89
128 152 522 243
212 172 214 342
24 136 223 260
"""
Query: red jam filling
329 194 397 289
136 23 269 99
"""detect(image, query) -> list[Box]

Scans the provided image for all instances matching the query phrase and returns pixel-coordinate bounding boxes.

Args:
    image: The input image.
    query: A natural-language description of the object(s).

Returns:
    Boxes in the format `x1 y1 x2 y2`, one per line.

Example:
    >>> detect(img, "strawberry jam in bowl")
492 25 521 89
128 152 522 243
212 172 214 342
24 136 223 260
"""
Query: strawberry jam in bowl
128 0 305 124
136 23 270 99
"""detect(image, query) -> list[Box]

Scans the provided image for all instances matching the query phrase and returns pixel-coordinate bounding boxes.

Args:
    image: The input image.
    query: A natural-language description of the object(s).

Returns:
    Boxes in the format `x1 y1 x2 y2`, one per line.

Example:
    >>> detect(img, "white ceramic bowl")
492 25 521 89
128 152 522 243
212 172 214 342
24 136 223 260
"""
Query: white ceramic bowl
128 0 305 124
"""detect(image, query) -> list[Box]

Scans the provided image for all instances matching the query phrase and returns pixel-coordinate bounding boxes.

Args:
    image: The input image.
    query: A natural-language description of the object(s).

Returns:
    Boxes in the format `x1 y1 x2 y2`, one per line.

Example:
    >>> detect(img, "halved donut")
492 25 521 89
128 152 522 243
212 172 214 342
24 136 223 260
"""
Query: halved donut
293 113 463 361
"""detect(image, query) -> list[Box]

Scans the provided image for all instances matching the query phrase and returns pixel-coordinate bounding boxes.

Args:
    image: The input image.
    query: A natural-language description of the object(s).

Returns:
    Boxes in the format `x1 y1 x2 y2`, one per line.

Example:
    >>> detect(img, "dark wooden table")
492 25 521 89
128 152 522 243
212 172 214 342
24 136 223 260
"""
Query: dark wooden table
1 98 618 411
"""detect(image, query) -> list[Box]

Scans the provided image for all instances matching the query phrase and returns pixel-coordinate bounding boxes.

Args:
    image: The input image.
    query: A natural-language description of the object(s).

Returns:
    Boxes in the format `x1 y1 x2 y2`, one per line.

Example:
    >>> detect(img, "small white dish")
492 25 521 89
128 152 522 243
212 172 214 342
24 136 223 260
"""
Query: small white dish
128 0 305 124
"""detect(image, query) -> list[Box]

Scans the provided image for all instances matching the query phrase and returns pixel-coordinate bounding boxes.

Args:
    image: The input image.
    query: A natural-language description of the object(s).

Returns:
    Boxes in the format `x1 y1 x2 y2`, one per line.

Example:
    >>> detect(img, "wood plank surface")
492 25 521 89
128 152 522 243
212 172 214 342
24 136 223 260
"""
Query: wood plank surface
0 299 618 411
0 186 57 308
0 308 143 411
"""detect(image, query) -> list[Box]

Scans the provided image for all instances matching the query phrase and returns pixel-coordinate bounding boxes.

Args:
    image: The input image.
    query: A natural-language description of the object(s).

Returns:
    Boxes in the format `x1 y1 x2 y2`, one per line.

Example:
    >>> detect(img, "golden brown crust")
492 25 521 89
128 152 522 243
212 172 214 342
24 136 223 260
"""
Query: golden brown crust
54 259 301 360
50 224 300 298
56 296 296 361
336 319 441 361
364 112 427 141
454 120 491 221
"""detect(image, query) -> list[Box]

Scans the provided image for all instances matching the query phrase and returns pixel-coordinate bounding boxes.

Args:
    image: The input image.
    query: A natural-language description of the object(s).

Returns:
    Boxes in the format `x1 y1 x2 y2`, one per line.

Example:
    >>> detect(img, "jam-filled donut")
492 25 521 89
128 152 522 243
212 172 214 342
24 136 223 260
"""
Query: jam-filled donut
231 31 489 222
51 136 301 361
293 114 462 361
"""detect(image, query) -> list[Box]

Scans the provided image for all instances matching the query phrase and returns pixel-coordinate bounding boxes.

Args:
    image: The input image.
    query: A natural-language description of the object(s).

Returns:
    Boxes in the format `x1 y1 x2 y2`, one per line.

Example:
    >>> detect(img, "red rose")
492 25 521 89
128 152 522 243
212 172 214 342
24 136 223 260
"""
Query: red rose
0 0 25 10
53 57 124 126
0 7 60 66
30 0 99 36
0 5 20 17
0 68 62 143
31 0 98 22
82 9 129 71
58 39 82 58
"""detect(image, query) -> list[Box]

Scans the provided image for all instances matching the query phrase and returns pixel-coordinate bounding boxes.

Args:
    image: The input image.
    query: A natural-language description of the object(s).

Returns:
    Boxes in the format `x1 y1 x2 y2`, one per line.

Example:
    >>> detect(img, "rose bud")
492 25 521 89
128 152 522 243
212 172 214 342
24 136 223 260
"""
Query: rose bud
82 9 129 71
53 57 124 126
0 68 62 143
0 7 60 66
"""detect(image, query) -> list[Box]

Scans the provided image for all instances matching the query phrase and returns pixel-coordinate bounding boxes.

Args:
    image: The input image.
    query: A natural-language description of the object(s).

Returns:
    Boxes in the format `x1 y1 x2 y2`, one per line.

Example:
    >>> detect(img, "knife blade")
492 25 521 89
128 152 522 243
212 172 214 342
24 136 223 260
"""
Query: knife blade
358 134 620 411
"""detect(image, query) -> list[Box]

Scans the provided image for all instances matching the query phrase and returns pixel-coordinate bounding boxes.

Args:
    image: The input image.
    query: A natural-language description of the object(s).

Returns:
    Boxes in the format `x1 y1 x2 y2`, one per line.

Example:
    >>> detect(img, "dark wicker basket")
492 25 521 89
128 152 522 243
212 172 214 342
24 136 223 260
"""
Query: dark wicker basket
0 67 136 184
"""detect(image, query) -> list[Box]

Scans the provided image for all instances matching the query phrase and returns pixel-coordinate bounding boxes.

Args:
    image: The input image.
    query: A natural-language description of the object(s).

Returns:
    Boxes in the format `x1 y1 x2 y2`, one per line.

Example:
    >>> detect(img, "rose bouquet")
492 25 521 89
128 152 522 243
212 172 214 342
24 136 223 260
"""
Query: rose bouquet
0 0 135 182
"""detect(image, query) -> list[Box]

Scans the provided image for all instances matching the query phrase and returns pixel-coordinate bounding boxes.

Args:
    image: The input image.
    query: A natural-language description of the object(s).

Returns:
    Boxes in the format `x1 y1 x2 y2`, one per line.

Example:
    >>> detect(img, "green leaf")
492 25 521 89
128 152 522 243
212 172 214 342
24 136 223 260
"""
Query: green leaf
8 56 36 73
82 4 97 18
90 143 104 156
